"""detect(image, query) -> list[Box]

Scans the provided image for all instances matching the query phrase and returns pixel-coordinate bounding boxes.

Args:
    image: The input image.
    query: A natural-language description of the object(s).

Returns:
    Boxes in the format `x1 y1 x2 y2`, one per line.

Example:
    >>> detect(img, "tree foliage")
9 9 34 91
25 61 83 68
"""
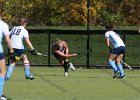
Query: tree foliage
0 0 139 26
97 0 140 26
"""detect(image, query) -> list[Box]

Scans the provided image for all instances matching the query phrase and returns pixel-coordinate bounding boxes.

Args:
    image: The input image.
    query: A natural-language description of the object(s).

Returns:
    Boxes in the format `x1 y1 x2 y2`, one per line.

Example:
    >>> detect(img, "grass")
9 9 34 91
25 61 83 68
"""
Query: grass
4 66 140 100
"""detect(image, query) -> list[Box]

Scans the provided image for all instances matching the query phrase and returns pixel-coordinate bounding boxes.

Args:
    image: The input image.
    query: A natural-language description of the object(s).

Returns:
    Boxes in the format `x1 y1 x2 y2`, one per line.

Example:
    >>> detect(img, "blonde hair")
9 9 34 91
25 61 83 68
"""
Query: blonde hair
55 38 63 44
55 38 67 48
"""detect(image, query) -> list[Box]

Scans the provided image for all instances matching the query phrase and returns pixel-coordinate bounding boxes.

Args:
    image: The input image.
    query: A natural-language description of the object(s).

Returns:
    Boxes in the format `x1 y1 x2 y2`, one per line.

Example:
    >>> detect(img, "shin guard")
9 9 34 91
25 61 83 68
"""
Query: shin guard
64 61 69 72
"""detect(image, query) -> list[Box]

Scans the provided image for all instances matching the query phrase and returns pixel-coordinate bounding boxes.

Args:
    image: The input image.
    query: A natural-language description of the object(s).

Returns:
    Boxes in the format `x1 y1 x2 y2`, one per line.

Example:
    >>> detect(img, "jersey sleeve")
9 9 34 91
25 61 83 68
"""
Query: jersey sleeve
24 29 29 38
3 23 10 35
105 31 110 38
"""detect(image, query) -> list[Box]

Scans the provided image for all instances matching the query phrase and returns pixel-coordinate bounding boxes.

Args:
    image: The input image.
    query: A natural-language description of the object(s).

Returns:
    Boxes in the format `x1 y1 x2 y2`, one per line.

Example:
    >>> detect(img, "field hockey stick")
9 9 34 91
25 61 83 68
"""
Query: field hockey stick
27 50 48 57
77 48 92 55
121 60 133 71
36 52 48 57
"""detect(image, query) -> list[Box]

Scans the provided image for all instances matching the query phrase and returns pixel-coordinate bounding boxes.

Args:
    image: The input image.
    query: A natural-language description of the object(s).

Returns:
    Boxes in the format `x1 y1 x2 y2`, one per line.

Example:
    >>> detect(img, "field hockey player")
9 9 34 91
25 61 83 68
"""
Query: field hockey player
52 39 77 76
5 18 38 81
105 24 126 79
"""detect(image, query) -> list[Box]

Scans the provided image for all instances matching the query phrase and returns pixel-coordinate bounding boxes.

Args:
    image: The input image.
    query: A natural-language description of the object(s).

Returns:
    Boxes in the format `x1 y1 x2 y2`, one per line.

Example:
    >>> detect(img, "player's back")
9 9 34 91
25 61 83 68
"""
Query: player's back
105 31 125 48
10 26 29 49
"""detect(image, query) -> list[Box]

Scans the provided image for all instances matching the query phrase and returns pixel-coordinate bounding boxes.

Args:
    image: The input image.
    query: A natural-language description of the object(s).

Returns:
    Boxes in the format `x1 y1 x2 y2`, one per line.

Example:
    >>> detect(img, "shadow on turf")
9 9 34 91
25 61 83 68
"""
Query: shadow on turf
119 79 140 93
38 74 62 76
100 69 140 93
34 73 105 78
5 79 29 81
33 72 67 93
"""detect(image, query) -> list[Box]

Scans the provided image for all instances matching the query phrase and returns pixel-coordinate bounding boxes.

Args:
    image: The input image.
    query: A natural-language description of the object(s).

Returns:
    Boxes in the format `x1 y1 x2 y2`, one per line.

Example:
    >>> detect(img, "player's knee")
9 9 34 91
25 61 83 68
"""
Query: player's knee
20 54 26 60
115 59 121 64
0 67 6 76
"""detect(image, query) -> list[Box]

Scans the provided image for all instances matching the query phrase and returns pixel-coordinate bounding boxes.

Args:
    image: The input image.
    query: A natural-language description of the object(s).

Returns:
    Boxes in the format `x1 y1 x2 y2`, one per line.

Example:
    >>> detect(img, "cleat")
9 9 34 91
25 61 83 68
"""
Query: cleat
64 72 68 76
113 70 120 78
69 63 75 71
0 95 12 100
25 74 35 80
118 75 126 79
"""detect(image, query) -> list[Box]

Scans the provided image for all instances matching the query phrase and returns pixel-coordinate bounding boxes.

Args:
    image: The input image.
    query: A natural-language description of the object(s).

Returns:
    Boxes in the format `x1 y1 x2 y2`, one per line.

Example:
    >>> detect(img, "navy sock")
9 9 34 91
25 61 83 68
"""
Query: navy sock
64 62 69 72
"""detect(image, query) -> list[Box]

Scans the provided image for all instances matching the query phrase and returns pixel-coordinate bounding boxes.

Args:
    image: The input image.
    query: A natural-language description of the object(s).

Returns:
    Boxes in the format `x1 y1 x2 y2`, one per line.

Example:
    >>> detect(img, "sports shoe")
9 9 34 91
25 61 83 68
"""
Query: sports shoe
64 72 68 76
118 75 126 79
69 63 75 71
0 95 12 100
113 70 120 78
25 74 35 80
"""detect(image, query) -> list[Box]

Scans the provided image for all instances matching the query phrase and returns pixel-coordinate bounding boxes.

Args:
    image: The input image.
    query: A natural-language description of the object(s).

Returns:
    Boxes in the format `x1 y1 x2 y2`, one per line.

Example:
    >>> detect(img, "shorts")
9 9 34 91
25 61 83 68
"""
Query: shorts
13 48 26 56
0 53 5 60
52 52 60 59
111 46 125 55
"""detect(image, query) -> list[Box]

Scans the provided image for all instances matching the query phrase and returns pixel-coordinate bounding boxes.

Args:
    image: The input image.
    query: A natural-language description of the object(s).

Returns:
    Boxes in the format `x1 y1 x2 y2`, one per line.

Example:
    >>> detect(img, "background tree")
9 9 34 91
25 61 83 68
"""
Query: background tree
120 0 140 26
0 0 139 26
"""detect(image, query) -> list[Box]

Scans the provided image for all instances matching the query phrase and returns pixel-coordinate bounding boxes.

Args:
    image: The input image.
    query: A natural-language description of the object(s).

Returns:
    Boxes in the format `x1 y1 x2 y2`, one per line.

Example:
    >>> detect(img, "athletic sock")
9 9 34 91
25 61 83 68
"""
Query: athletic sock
117 63 125 77
24 66 31 77
6 64 14 79
64 62 69 73
0 76 4 97
108 60 118 72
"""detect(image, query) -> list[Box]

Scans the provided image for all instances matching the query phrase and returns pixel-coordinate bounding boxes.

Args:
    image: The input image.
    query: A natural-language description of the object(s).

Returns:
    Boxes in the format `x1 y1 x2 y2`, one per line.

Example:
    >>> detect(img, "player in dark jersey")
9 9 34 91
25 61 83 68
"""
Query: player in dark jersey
52 39 77 76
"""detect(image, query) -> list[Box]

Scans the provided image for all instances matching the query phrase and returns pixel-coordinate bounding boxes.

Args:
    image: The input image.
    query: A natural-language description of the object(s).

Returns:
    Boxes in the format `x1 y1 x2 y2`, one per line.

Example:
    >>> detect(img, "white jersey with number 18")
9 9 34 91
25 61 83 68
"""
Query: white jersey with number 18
10 26 29 49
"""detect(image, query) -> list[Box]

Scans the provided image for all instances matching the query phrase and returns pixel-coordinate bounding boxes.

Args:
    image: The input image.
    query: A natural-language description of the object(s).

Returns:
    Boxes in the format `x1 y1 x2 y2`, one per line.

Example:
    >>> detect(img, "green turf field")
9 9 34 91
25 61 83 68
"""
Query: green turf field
4 67 140 100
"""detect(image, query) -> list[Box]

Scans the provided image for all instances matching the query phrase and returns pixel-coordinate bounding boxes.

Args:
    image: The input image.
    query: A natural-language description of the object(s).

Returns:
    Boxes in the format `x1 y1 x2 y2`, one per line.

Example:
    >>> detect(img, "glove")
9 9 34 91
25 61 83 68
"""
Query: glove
9 49 15 60
30 49 38 55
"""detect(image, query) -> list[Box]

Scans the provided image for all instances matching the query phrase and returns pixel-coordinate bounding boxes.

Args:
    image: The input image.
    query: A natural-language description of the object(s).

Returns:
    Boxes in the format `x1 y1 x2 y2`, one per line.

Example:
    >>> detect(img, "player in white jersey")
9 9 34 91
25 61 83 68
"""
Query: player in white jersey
5 18 38 81
52 39 77 76
0 6 13 100
105 24 125 78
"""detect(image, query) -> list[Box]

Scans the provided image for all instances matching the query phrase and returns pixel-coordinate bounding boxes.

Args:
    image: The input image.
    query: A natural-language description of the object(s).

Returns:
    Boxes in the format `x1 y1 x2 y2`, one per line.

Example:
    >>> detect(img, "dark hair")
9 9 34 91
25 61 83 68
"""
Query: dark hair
19 18 28 25
105 24 113 30
0 5 3 15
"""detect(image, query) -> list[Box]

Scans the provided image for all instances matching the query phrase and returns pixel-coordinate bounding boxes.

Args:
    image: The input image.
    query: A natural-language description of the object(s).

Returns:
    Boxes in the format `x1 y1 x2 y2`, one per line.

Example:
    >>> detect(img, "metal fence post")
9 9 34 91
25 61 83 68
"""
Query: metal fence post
48 31 51 66
87 0 90 68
